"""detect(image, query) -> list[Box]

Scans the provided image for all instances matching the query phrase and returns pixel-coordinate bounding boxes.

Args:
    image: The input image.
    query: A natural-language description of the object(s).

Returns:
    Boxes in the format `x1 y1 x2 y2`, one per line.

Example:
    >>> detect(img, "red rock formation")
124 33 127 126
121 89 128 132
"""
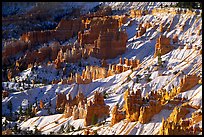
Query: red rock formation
159 104 194 135
179 74 200 92
91 28 127 59
62 91 109 126
123 89 143 122
136 26 146 37
114 88 163 125
2 40 28 58
56 92 67 113
54 49 64 69
154 35 174 57
138 99 162 124
20 18 85 45
78 16 120 47
83 128 95 135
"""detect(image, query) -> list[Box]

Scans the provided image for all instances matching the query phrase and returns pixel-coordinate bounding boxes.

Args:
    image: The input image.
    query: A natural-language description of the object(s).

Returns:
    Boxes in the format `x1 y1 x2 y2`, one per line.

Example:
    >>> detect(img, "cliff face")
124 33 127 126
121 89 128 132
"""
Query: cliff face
2 40 28 66
91 29 127 59
20 18 85 45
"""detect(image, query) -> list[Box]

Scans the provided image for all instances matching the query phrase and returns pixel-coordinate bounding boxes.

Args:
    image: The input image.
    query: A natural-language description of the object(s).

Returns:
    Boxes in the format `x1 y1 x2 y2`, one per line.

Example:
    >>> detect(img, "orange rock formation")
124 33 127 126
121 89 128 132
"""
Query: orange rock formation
130 9 147 18
159 104 201 135
56 91 109 126
111 104 125 126
57 58 139 85
84 91 110 126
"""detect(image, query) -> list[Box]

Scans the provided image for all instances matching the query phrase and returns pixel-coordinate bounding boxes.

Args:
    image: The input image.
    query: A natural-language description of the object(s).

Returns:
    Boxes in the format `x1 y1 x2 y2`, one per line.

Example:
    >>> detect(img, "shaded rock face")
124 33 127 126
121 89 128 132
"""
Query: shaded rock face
78 16 128 59
91 28 127 59
179 74 200 92
3 40 28 58
78 16 120 46
111 105 125 126
20 18 85 45
2 40 28 67
154 35 174 57
82 6 112 19
56 93 67 113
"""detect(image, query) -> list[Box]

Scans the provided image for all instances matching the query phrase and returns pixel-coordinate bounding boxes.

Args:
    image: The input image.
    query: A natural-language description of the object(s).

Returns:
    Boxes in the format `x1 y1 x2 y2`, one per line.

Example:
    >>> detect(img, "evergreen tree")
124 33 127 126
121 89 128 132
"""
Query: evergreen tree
65 121 70 133
77 126 81 131
157 52 162 67
8 101 13 115
34 125 41 135
19 105 23 116
91 114 98 125
136 77 139 83
13 123 18 133
47 108 51 115
93 130 98 135
4 120 8 127
70 125 75 131
59 125 64 133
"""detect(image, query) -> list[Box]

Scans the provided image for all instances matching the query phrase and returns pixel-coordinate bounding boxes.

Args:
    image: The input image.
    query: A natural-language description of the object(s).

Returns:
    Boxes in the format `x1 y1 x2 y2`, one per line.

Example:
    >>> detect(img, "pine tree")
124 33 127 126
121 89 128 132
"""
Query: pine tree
77 126 81 131
13 123 18 133
93 130 98 135
65 121 70 133
157 52 162 67
19 105 23 116
34 125 41 135
91 114 98 125
70 125 75 131
8 101 13 116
